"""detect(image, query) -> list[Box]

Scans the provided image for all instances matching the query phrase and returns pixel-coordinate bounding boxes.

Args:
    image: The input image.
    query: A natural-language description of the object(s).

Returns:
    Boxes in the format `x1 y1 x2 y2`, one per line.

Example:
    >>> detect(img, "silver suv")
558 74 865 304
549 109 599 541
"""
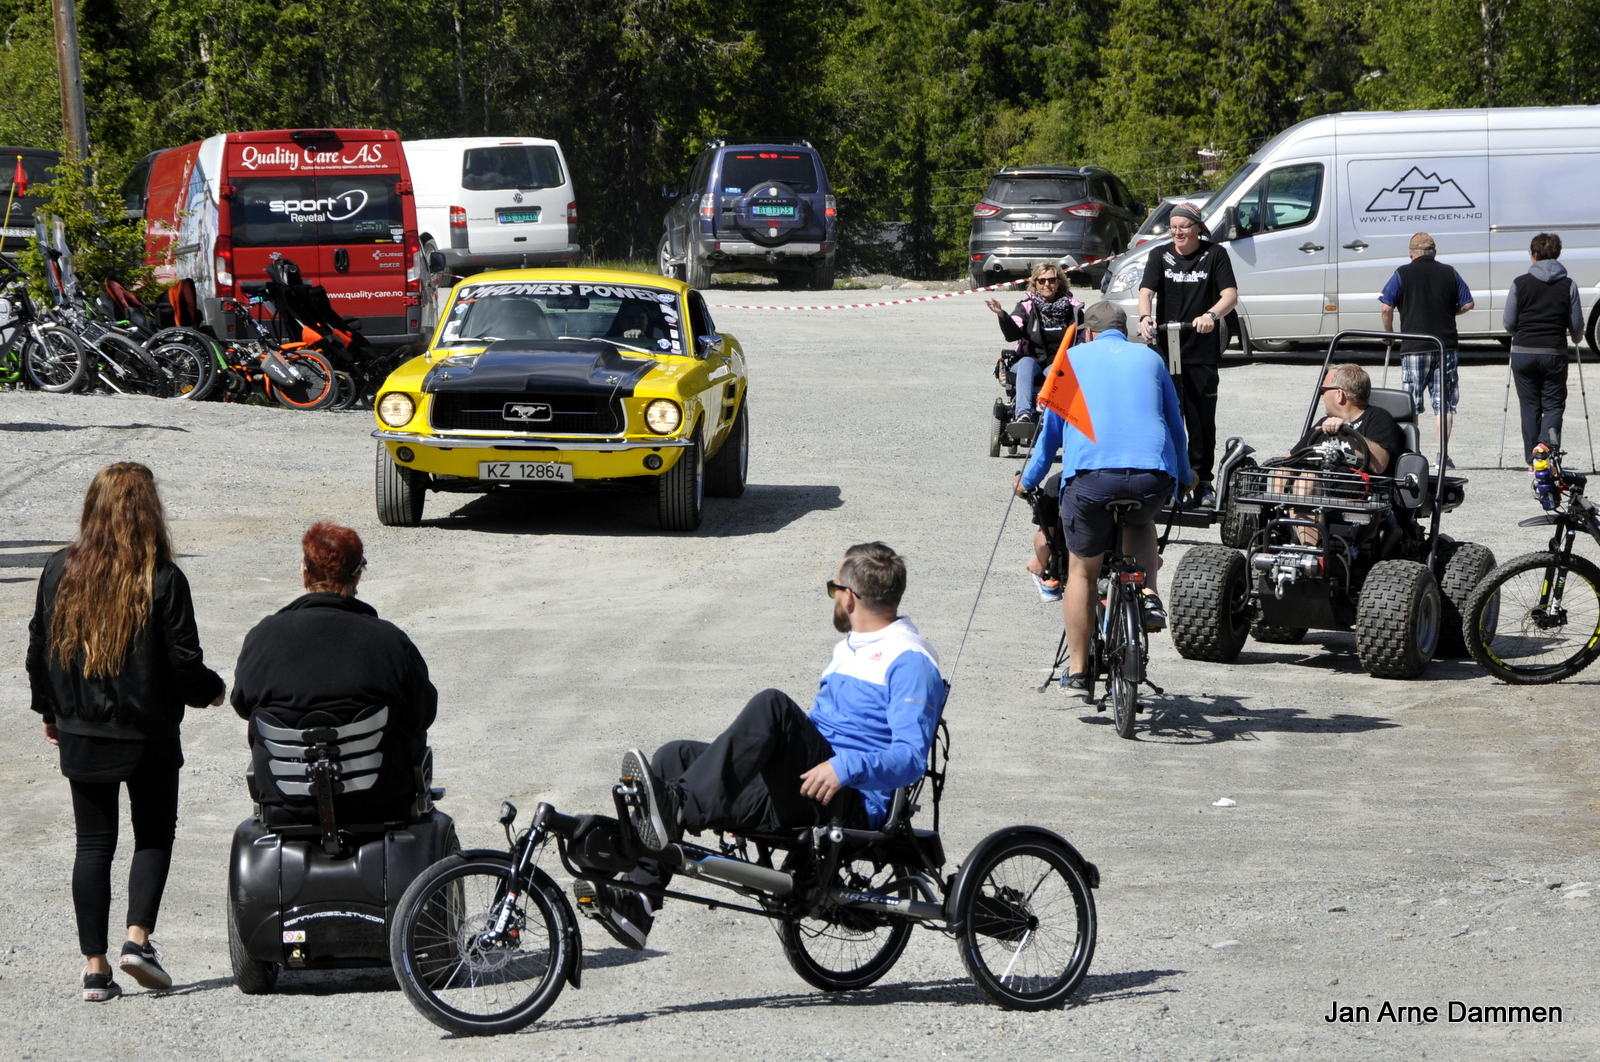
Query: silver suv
967 166 1142 288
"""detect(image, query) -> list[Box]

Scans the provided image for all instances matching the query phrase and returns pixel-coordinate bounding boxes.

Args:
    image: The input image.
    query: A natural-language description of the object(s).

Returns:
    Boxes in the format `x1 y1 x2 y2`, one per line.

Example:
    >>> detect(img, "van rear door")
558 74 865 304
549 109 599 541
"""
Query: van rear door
1335 117 1490 335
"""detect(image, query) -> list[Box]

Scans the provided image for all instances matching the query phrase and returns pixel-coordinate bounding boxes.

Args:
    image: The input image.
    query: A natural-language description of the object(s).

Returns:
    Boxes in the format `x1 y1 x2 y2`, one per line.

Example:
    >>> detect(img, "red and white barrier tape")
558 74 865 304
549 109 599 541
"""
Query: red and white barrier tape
707 277 1025 311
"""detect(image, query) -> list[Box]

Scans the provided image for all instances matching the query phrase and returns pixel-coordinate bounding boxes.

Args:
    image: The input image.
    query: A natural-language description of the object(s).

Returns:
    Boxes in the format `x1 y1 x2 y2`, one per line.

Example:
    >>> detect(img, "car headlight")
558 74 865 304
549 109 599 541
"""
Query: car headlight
1106 259 1145 294
378 392 416 427
644 398 683 435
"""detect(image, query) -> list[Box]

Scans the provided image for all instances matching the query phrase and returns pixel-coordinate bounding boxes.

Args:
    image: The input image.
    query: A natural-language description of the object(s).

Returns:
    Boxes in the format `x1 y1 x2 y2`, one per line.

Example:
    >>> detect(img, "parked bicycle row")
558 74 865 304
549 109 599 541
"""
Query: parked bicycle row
0 246 402 411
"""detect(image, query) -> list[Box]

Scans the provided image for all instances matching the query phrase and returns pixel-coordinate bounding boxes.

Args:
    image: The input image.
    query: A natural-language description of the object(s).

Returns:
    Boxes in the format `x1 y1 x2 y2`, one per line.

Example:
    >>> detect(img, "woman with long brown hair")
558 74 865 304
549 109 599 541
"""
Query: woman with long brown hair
26 462 224 1002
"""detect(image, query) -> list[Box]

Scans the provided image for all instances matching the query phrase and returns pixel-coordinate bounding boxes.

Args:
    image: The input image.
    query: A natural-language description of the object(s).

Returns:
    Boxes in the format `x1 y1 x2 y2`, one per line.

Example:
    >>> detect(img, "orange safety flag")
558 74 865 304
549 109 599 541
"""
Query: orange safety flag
11 156 26 197
1035 323 1096 443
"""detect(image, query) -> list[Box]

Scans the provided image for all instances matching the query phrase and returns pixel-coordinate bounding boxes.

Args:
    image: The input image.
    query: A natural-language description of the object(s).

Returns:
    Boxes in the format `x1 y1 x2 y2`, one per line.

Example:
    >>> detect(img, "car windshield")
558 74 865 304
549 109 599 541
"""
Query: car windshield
719 152 819 194
985 177 1088 204
438 280 684 355
462 146 564 191
1198 163 1260 222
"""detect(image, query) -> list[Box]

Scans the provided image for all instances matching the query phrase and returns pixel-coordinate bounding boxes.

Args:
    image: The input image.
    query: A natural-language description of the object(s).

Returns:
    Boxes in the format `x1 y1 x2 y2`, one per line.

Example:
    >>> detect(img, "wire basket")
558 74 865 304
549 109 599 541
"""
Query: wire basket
1233 466 1395 512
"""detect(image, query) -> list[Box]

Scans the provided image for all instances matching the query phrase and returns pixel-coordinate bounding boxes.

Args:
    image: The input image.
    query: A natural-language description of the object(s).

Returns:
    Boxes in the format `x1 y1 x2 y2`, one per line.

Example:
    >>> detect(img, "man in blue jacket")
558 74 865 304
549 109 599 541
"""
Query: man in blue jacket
577 542 945 949
1017 301 1191 700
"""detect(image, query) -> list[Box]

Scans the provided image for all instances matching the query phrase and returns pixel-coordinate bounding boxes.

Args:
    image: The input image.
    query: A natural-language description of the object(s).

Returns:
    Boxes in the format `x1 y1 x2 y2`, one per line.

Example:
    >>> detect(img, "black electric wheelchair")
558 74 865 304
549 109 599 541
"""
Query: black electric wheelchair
227 706 457 993
990 352 1044 457
387 705 1100 1035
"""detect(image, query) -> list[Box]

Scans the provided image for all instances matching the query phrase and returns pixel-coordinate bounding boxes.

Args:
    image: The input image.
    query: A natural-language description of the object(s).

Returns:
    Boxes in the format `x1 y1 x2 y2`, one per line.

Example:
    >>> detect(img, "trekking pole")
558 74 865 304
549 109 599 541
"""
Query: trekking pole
948 488 1017 684
1381 341 1392 388
1574 343 1597 473
1496 356 1514 469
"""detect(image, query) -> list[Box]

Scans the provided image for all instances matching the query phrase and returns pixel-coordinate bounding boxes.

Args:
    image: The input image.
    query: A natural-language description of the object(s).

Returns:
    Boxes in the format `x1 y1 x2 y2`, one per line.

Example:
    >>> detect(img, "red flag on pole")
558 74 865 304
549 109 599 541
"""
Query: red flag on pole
1036 323 1096 443
11 157 26 197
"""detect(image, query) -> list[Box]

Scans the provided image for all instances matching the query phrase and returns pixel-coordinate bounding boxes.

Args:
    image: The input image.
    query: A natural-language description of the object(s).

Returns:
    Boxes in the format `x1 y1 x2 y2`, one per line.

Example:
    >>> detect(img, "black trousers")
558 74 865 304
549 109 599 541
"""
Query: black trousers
1512 352 1568 464
1178 363 1220 483
68 766 180 955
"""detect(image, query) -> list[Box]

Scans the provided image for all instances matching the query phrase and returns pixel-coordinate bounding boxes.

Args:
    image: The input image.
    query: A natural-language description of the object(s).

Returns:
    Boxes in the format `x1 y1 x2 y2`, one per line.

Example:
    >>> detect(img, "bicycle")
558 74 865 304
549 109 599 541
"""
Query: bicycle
0 255 88 392
1465 447 1600 683
1043 497 1159 739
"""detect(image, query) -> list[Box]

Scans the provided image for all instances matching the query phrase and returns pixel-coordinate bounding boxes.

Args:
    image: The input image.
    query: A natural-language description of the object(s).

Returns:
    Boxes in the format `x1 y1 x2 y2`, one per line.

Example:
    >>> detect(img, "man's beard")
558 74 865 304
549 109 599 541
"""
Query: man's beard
832 597 851 633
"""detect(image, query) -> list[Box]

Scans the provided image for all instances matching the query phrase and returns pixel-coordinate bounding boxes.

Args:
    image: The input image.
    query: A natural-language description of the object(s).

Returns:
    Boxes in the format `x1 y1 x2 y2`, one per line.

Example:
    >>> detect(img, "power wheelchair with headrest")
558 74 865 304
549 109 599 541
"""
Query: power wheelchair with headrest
385 696 1101 1036
227 705 457 993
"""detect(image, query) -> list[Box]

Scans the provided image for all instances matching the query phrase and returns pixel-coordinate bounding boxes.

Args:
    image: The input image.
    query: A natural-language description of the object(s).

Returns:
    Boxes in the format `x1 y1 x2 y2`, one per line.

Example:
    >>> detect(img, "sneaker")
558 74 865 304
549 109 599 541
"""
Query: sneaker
1194 483 1217 510
119 940 171 990
1061 673 1092 704
1015 410 1034 424
82 971 122 1003
1031 573 1063 602
1444 456 1456 470
1140 591 1168 632
620 749 680 853
572 879 654 950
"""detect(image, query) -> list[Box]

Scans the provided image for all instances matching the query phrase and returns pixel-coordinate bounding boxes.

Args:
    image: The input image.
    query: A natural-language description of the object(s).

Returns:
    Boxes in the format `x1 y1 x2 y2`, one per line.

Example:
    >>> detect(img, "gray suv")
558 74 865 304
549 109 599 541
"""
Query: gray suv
658 139 837 290
967 166 1142 288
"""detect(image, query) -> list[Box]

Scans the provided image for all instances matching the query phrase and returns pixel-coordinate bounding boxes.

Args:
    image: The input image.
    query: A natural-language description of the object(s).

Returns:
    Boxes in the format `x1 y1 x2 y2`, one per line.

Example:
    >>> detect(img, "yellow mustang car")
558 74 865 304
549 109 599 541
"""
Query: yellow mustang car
371 268 748 530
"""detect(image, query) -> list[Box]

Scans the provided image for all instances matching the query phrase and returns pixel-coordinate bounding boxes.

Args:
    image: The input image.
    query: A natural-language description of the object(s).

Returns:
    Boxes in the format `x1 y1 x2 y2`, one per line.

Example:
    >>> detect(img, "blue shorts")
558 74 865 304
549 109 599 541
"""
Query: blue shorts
1400 349 1459 415
1059 469 1175 558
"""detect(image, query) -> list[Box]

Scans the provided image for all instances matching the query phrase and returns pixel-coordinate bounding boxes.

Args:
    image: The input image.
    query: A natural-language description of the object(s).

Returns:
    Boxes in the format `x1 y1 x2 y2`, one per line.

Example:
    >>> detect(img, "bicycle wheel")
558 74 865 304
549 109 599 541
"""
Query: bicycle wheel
21 326 87 392
1107 587 1142 739
780 857 913 992
265 350 337 410
98 333 167 396
1465 551 1600 684
146 330 217 400
955 834 1096 1011
390 854 569 1036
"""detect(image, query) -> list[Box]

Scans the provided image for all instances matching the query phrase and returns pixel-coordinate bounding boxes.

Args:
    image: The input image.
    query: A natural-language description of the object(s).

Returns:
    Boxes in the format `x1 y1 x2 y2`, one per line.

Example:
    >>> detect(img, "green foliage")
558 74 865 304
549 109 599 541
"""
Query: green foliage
17 157 155 302
0 0 1597 278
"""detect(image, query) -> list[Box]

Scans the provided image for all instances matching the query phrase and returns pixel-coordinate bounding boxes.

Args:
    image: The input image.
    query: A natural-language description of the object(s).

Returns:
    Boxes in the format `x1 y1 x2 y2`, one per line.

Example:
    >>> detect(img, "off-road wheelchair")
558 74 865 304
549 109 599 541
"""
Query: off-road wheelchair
387 703 1100 1035
227 707 457 993
1168 331 1494 679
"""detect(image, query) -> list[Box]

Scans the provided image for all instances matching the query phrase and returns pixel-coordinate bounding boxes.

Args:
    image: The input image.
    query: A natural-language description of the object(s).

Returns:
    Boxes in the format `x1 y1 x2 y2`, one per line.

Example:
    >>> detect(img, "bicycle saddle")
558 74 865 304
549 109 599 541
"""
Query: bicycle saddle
1103 498 1145 514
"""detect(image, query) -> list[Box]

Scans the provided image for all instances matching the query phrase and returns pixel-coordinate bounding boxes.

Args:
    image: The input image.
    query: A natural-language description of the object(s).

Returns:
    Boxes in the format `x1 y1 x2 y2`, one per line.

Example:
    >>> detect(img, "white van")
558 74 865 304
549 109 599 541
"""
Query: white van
403 137 578 275
1103 106 1600 350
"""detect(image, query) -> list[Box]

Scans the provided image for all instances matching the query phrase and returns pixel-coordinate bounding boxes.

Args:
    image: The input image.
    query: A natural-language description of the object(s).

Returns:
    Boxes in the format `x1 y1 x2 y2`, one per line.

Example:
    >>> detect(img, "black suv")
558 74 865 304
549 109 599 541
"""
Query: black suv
967 166 1141 288
0 147 61 252
658 139 837 290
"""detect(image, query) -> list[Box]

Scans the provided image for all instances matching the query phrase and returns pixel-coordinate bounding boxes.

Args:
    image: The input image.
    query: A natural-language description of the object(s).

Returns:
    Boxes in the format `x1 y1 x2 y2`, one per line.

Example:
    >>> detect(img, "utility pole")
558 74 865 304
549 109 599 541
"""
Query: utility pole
51 0 91 161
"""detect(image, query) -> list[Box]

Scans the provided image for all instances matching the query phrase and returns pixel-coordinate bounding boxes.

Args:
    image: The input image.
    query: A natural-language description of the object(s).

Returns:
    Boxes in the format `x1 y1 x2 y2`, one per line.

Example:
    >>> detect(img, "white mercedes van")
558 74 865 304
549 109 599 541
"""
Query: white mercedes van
1103 106 1600 350
403 137 579 275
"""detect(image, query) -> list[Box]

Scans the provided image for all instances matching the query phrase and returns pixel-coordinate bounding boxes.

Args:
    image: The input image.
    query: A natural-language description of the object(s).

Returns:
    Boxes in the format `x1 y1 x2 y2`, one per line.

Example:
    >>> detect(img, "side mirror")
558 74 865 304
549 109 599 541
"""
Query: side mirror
662 185 679 200
1394 452 1430 510
427 250 447 274
695 332 722 359
1215 205 1241 242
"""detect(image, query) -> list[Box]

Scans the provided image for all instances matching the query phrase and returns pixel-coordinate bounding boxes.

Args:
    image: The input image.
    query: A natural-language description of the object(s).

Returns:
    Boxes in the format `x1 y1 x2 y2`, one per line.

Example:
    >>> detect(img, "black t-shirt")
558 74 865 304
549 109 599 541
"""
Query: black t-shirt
1296 405 1406 472
1140 242 1238 366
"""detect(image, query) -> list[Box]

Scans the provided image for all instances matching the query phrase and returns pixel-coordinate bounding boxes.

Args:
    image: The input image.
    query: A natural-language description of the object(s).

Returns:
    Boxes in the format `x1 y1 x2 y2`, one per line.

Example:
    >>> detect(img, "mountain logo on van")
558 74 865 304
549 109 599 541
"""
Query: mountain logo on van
1366 167 1475 213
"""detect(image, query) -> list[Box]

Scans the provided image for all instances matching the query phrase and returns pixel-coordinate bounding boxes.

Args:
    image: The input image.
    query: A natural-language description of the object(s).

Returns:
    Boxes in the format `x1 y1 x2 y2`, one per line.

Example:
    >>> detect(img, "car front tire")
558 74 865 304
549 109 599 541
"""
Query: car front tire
376 444 426 527
657 431 704 531
705 402 748 498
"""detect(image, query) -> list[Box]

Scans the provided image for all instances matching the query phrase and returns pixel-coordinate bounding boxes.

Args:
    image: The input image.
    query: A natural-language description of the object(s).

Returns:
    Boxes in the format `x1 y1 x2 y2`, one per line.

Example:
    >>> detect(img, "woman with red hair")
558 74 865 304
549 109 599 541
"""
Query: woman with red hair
27 462 225 1002
231 523 437 824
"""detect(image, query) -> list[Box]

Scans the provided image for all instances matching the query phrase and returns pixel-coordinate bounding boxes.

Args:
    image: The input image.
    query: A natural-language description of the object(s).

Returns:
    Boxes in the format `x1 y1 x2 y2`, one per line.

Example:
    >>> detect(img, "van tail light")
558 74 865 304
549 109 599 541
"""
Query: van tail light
1066 203 1103 218
566 200 578 245
973 202 1001 219
699 193 715 218
824 195 836 218
449 205 468 249
214 235 234 289
404 231 421 292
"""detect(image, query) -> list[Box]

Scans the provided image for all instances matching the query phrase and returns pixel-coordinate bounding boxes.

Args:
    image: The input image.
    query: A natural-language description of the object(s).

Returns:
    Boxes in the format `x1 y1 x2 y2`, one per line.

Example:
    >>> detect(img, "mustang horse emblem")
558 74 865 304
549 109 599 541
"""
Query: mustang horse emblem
503 402 553 422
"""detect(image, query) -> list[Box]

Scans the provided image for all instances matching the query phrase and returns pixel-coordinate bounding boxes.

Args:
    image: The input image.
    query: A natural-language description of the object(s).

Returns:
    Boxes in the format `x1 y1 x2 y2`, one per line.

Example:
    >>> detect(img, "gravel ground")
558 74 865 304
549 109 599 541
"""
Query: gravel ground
1 283 1596 1060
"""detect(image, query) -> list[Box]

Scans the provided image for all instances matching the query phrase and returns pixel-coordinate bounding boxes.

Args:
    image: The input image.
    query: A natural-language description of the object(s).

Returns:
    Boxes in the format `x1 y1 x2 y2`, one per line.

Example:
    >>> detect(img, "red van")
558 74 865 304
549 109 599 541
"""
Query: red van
121 128 431 347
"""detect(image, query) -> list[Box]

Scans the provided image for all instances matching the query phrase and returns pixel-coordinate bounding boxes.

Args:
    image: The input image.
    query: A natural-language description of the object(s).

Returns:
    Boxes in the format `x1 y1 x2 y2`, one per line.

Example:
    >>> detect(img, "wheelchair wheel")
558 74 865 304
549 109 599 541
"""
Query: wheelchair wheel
780 857 913 992
955 834 1096 1011
227 900 278 994
390 854 569 1036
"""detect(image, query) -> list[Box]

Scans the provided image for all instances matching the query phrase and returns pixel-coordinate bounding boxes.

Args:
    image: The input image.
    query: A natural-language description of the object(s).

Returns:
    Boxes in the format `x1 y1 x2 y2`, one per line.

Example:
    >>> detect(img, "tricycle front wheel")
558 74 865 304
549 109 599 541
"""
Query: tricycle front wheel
781 858 913 991
955 835 1096 1010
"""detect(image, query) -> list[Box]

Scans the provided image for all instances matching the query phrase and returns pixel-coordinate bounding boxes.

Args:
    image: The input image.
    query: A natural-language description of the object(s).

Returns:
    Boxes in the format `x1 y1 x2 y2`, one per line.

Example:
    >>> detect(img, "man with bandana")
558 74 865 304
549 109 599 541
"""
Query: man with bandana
1135 203 1238 510
572 542 946 950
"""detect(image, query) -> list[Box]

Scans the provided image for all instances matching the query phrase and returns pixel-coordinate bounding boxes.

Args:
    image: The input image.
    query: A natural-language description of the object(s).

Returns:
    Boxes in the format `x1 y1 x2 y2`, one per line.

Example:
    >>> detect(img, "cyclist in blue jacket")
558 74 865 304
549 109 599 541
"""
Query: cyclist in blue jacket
577 542 945 950
1016 301 1191 700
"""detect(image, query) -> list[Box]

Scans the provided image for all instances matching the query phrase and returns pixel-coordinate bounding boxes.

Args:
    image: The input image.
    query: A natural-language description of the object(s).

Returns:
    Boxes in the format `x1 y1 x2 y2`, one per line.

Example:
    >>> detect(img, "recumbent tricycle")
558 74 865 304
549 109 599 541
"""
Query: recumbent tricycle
386 705 1101 1035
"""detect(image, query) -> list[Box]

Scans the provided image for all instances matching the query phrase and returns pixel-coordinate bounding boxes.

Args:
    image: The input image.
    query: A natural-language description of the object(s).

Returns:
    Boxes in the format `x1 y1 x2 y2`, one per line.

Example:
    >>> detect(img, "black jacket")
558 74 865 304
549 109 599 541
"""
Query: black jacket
998 296 1083 366
231 593 438 813
27 550 224 740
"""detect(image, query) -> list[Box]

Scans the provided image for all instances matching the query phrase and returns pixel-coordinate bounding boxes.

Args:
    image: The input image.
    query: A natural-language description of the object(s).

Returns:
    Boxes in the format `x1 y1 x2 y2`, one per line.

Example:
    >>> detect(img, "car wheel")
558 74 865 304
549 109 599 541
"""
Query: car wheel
808 259 834 291
1170 545 1251 662
685 248 713 290
705 402 748 498
969 268 986 290
657 431 703 531
657 234 684 282
376 444 426 527
1434 539 1496 658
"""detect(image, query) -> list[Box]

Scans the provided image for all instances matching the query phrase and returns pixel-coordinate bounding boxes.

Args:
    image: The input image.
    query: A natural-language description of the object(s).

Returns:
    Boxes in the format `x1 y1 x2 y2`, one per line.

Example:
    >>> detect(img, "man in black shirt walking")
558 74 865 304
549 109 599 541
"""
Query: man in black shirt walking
1136 204 1238 509
1379 232 1474 459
